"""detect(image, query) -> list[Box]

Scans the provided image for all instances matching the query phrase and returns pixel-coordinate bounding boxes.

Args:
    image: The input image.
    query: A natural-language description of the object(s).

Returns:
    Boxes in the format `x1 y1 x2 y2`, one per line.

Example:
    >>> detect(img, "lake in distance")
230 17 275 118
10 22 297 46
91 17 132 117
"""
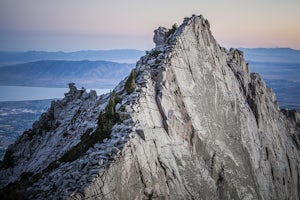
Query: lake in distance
0 86 110 101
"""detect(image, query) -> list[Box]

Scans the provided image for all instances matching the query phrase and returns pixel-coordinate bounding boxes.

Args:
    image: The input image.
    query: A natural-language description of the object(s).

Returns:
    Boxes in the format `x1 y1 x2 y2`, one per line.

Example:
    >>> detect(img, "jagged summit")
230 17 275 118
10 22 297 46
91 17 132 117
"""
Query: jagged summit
1 15 300 200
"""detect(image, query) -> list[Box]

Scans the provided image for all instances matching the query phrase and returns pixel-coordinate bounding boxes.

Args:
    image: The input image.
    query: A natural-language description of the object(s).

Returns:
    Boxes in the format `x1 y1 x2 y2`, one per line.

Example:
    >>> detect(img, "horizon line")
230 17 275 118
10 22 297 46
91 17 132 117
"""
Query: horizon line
0 47 299 53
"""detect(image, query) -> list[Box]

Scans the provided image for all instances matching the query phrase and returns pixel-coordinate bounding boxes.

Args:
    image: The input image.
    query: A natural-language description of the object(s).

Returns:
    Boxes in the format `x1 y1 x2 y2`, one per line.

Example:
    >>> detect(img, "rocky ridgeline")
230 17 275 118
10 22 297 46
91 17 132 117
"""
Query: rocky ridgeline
0 80 141 198
1 15 300 199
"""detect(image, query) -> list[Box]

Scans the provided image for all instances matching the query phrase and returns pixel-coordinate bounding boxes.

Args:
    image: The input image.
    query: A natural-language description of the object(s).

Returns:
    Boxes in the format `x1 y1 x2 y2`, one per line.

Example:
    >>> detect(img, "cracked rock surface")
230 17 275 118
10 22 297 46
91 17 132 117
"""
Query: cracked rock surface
1 15 300 200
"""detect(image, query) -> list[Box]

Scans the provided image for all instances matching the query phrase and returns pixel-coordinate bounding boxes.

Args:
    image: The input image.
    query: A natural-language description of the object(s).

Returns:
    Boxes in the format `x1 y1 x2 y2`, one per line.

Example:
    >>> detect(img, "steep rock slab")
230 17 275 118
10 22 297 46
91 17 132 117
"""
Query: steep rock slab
84 15 300 200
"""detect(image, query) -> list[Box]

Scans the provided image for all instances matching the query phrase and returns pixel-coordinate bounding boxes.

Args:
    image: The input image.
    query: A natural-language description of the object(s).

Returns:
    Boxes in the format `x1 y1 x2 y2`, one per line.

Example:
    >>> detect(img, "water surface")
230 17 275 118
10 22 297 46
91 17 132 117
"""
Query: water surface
0 86 110 101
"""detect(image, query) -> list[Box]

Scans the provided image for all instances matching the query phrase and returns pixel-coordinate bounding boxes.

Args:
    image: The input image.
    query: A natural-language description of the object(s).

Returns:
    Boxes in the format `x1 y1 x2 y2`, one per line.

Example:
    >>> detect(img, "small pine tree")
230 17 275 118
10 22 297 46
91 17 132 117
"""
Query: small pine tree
125 70 136 94
166 23 177 37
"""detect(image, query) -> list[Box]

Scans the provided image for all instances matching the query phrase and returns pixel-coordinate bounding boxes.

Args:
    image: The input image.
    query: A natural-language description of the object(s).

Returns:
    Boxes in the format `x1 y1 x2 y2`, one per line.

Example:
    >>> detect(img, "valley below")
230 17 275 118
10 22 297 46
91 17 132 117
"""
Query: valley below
0 100 52 158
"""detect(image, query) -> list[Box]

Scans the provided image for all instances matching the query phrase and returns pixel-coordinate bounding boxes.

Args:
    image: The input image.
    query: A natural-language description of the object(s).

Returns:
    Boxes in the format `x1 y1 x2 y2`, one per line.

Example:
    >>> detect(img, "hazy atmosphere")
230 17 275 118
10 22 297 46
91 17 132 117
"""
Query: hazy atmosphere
1 0 299 51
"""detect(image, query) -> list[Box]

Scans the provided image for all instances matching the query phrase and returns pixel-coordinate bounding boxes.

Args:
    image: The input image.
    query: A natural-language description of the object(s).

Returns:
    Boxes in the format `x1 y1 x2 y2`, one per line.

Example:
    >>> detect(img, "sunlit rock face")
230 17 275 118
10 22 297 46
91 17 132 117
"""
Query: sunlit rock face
1 15 299 200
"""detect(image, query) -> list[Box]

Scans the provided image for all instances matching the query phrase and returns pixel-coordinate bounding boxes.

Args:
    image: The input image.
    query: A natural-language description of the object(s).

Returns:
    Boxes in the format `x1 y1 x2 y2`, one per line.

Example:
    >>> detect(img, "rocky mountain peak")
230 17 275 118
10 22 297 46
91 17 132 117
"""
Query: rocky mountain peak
1 15 300 200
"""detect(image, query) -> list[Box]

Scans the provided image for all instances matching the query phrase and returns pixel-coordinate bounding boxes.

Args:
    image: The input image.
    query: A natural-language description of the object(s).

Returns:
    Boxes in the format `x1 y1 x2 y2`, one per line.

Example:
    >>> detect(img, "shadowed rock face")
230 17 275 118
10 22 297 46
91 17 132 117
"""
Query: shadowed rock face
1 15 300 200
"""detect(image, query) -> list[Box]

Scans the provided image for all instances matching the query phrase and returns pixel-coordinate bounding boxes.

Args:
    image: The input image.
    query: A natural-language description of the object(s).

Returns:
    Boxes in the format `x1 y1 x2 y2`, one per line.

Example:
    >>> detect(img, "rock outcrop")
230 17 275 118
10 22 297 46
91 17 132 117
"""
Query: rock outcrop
1 15 300 200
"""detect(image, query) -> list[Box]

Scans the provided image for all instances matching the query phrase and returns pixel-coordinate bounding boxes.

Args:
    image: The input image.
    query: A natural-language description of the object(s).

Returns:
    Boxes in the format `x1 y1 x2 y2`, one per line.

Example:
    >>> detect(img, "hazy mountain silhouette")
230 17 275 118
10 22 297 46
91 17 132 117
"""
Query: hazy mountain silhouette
0 49 144 66
0 60 134 88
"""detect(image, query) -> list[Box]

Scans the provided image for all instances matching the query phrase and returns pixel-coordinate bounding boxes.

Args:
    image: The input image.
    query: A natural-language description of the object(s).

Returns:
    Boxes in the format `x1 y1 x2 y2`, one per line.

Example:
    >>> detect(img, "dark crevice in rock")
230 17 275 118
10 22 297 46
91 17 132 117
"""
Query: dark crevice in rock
210 151 216 175
247 95 259 126
158 157 171 188
271 165 275 181
178 37 195 82
144 189 154 200
247 79 260 126
216 164 225 198
227 62 247 97
291 134 300 149
265 147 269 160
136 129 145 141
286 154 292 176
167 64 198 148
216 165 225 185
189 126 195 147
183 184 195 200
187 64 195 82
151 59 169 135
155 89 169 135
135 159 147 189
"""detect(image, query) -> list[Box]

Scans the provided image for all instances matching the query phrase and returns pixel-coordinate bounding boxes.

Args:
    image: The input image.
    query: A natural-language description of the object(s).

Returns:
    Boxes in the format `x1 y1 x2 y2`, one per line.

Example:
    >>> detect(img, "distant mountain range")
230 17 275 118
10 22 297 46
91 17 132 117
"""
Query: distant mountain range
0 48 299 109
240 48 300 111
0 60 134 88
0 49 145 66
239 48 300 63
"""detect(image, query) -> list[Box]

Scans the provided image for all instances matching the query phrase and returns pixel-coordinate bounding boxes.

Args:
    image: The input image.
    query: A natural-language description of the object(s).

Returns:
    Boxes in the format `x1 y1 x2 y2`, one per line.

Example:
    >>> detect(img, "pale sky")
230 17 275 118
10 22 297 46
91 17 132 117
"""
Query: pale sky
0 0 299 51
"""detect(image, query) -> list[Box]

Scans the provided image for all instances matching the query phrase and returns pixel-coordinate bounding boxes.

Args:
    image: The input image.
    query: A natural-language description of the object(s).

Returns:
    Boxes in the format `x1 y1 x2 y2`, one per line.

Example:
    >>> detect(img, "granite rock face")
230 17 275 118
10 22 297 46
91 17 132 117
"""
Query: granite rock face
1 15 300 200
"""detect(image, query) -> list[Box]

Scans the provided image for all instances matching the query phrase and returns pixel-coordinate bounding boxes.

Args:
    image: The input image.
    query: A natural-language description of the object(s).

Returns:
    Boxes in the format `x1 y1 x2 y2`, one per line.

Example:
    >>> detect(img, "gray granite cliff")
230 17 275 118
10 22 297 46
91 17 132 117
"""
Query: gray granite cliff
1 15 299 200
